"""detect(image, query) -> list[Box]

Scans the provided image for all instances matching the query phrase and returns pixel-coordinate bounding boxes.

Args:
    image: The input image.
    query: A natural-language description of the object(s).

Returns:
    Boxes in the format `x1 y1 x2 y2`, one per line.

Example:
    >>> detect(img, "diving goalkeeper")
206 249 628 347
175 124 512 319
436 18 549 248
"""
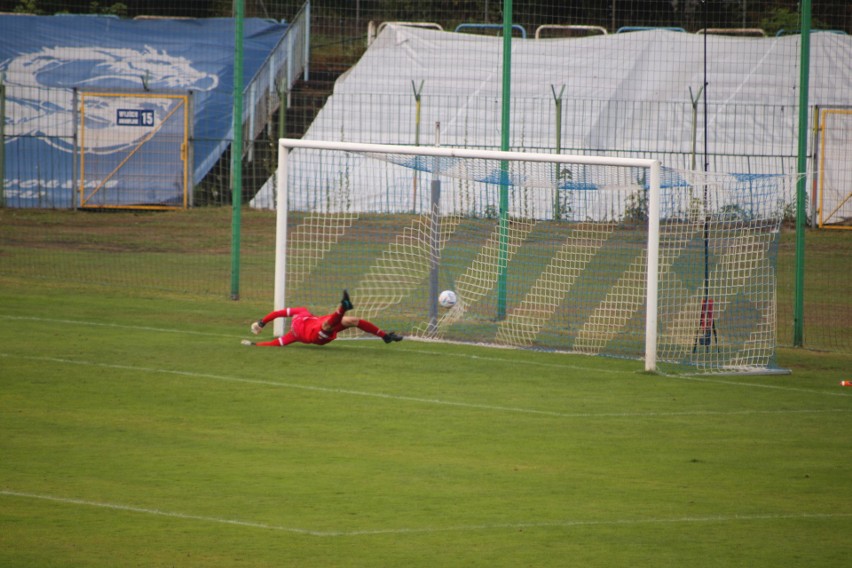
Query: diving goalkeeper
242 290 403 347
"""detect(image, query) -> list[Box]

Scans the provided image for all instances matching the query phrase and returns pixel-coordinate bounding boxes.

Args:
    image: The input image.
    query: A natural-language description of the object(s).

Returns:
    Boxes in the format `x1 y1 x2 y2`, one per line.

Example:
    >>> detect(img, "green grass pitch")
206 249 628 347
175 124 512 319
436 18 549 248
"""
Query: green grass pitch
1 281 851 567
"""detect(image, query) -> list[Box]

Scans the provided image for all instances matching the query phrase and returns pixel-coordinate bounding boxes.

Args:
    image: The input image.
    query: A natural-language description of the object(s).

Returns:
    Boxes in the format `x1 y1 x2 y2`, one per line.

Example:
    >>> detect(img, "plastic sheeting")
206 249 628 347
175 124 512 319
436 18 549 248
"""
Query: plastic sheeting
0 14 288 207
319 25 851 156
253 25 851 211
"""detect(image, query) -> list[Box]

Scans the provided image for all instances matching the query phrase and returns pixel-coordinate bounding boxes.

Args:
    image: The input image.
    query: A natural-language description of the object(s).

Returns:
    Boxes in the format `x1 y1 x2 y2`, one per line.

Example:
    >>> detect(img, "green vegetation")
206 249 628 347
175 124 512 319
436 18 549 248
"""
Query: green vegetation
4 1 848 36
2 207 849 351
12 0 127 16
1 211 850 566
760 6 829 36
1 279 850 567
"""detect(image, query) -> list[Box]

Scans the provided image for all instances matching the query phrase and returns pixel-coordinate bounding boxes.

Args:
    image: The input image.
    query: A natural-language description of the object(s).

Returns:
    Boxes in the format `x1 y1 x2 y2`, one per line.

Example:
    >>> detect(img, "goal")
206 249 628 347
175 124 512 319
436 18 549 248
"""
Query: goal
268 138 792 374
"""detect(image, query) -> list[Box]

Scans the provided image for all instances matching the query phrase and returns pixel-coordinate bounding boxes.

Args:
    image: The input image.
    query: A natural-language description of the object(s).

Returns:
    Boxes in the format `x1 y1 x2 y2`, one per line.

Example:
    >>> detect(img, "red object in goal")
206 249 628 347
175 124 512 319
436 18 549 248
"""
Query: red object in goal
700 298 714 331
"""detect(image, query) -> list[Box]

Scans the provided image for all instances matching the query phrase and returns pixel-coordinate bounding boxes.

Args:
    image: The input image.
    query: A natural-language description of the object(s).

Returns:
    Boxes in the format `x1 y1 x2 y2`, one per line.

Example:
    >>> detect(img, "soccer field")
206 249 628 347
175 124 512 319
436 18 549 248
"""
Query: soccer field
1 282 850 567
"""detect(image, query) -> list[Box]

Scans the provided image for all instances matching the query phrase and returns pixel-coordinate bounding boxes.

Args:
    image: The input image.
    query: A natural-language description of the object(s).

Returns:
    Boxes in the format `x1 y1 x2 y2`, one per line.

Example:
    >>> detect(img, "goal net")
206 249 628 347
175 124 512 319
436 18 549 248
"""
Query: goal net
268 139 795 374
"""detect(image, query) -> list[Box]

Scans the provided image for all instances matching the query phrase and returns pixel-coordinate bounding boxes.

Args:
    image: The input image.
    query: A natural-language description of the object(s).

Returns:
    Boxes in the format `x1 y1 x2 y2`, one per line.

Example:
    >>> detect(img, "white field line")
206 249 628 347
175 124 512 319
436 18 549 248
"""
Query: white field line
1 352 850 417
0 352 615 419
667 373 852 397
0 314 234 338
3 314 851 399
333 342 852 400
0 314 633 375
2 489 850 538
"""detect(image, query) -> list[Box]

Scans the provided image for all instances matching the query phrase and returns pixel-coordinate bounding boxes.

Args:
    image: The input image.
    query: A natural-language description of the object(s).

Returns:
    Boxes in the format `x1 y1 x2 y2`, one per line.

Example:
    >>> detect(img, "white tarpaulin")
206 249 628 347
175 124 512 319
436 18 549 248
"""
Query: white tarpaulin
253 26 852 212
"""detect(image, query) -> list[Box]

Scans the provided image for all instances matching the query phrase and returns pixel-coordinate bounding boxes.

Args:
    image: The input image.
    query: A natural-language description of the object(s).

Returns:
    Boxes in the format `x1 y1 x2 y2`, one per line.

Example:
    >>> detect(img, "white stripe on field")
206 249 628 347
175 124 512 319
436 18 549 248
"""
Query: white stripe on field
0 314 234 338
350 343 634 374
667 373 852 397
1 352 849 416
2 314 849 397
0 314 635 374
0 352 623 418
2 489 850 538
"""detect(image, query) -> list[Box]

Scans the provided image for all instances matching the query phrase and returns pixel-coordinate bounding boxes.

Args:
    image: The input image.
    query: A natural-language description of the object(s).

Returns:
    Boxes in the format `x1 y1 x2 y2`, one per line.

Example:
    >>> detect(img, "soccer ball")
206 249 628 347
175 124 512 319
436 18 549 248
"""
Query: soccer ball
438 290 458 308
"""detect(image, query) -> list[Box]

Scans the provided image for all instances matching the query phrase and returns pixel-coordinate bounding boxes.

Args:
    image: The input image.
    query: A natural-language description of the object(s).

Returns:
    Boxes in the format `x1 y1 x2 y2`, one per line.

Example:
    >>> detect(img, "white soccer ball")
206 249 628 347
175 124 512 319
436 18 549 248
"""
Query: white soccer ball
438 290 458 308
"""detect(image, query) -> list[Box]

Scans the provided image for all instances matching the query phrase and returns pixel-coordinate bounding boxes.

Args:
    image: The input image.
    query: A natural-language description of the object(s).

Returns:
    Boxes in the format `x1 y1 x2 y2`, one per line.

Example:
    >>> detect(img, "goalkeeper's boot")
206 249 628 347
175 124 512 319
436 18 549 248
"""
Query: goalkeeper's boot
241 339 255 346
251 320 265 335
383 331 403 344
340 289 354 312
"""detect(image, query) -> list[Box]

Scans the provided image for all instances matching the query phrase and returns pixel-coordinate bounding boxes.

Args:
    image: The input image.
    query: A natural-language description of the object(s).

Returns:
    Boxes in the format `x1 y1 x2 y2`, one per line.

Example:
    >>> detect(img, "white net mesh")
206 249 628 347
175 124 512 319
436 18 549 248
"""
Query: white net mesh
274 143 797 374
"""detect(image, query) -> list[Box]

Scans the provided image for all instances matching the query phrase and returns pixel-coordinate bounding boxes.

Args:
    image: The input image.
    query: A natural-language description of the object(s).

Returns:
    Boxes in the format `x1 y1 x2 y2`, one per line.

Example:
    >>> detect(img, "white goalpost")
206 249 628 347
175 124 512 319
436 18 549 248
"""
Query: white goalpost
271 138 792 375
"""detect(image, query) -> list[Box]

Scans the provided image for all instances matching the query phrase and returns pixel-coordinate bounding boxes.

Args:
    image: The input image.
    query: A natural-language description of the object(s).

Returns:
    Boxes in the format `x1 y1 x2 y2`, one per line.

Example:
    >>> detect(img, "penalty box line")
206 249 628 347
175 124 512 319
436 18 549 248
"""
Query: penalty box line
3 351 851 416
2 313 849 398
0 314 234 338
0 313 636 375
0 352 623 419
2 489 851 538
6 314 844 394
2 351 850 413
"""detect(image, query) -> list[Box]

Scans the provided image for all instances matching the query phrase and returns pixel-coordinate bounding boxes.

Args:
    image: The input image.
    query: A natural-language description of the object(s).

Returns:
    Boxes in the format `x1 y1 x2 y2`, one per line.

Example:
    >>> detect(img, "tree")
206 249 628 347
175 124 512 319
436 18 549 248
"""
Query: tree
760 6 827 36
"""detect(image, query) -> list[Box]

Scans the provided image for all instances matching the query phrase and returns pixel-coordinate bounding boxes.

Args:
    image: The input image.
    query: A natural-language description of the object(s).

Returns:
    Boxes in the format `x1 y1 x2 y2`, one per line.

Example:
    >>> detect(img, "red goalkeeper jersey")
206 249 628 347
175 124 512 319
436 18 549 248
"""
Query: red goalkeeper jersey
290 311 344 345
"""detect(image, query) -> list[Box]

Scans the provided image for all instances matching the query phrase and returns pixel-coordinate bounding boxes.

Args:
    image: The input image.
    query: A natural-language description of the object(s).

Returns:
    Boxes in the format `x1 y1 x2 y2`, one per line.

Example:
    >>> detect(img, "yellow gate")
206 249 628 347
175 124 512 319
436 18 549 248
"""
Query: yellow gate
816 107 852 229
79 92 189 209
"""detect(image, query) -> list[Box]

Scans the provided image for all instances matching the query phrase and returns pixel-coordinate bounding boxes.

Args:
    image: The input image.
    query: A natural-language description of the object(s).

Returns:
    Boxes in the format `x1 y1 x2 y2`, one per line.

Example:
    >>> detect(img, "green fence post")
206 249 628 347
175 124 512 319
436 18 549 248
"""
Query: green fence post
497 0 513 320
793 0 812 347
230 0 245 301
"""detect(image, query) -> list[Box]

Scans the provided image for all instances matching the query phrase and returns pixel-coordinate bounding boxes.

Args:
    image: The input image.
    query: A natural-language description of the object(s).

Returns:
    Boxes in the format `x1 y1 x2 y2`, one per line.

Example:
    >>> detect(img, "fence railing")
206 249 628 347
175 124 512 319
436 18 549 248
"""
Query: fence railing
0 90 811 210
242 0 311 158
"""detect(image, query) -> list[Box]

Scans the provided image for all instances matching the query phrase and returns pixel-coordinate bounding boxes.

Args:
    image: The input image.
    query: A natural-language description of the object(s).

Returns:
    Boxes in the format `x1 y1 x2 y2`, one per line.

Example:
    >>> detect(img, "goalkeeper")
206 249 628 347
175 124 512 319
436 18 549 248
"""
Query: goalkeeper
242 290 403 347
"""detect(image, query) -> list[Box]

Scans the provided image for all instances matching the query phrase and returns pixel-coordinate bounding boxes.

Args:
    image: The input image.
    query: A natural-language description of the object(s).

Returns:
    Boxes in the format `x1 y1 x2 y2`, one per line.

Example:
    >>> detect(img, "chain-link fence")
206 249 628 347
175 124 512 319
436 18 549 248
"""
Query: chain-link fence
0 1 849 352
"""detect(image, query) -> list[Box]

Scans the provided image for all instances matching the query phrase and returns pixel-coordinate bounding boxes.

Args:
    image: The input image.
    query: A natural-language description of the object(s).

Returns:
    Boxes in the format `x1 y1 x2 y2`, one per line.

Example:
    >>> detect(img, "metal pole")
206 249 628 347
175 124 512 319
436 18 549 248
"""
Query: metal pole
644 160 662 371
230 0 245 300
552 85 565 220
793 0 812 346
273 141 289 337
0 72 6 208
703 5 710 294
611 0 616 33
689 85 704 171
696 0 713 355
497 0 513 320
278 79 288 140
412 80 424 213
428 122 442 335
71 88 78 210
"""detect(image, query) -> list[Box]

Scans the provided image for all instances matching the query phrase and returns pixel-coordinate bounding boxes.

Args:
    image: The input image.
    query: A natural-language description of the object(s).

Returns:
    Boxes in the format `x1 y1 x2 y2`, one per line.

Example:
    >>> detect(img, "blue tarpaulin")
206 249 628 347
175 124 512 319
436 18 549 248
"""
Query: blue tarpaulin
0 14 288 207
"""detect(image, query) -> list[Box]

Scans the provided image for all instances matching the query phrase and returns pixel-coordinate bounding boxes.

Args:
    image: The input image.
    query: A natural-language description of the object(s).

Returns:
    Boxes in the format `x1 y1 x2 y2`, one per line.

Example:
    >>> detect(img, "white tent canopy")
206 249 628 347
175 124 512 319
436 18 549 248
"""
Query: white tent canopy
252 26 852 211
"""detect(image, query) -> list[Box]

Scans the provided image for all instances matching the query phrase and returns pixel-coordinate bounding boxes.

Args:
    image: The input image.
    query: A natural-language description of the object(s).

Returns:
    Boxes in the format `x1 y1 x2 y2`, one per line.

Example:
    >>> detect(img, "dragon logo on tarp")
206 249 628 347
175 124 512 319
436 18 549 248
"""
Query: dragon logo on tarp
1 45 219 153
